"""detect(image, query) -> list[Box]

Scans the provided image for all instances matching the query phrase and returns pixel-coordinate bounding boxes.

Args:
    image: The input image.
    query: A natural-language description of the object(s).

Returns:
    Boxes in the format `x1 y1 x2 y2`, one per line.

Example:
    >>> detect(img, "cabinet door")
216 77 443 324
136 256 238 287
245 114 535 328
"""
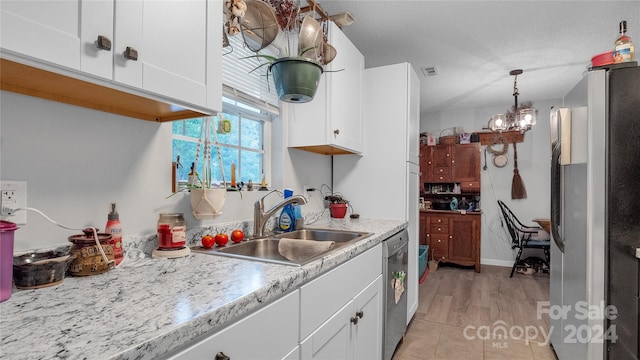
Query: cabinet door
419 213 428 245
1 0 83 69
452 144 480 183
327 21 364 153
113 0 143 88
448 215 477 262
352 275 383 360
141 0 220 108
170 290 300 359
428 145 452 182
80 0 114 79
300 300 352 360
287 21 363 155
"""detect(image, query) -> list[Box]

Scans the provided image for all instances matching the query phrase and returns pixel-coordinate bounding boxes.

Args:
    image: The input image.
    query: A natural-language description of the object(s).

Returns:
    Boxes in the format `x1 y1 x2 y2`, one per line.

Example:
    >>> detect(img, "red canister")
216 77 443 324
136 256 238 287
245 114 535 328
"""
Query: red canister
157 213 186 249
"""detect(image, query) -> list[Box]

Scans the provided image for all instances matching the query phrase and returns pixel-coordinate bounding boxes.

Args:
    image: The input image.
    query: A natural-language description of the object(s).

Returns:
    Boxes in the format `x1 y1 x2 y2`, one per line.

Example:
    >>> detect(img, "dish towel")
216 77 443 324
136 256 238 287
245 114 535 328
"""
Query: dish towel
278 238 335 262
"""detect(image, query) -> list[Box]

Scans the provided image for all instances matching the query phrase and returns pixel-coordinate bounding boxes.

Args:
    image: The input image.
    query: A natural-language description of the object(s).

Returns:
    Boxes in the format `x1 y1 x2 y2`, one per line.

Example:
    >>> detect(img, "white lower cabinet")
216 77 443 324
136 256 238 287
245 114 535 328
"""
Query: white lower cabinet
169 244 383 360
169 290 300 360
300 275 383 360
299 244 383 360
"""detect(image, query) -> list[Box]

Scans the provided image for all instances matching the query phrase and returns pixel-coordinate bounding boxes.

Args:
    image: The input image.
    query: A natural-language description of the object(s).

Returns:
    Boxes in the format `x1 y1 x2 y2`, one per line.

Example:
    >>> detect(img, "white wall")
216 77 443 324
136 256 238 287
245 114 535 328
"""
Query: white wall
420 99 559 266
0 91 329 252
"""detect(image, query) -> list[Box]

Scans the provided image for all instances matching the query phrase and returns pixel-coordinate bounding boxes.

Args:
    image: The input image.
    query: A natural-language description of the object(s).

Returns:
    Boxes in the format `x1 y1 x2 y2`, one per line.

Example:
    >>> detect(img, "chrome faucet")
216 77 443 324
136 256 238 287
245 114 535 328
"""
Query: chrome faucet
253 190 307 237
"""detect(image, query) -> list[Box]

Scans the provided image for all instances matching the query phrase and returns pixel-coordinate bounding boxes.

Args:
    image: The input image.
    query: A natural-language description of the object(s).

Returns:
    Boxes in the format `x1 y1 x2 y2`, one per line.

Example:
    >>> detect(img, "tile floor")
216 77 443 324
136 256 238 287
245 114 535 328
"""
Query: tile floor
394 264 557 360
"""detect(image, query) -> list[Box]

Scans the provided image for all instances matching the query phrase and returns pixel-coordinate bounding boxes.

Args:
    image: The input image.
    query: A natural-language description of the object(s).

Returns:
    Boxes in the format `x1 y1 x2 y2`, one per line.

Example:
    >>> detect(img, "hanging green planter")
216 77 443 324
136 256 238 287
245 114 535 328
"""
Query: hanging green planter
269 57 323 103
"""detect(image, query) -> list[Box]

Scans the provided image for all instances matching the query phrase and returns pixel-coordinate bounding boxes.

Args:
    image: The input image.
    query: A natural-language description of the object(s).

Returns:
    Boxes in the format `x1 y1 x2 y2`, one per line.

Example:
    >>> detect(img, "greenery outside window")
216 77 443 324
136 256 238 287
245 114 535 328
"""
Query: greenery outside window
172 97 270 187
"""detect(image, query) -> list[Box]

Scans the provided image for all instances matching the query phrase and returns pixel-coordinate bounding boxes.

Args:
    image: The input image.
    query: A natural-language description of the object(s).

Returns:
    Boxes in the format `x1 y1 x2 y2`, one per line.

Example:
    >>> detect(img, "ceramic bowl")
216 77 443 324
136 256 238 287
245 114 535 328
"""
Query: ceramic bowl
13 251 75 289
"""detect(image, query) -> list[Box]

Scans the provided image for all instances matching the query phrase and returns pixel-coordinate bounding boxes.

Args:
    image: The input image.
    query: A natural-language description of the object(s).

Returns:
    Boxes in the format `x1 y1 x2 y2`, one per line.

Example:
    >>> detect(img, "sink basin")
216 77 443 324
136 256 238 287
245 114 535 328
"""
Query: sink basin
191 228 371 266
277 229 365 243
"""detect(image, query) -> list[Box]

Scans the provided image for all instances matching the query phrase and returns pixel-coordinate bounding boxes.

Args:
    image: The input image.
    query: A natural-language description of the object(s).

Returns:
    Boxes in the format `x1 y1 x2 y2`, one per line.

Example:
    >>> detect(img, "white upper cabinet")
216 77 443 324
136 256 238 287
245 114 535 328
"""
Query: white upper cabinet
0 0 222 120
287 20 364 155
1 1 86 70
139 0 218 109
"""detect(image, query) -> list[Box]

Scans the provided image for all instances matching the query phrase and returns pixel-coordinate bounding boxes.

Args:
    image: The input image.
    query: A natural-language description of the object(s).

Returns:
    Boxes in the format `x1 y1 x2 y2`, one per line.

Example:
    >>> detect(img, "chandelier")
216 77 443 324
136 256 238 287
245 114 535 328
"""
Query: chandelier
488 69 537 133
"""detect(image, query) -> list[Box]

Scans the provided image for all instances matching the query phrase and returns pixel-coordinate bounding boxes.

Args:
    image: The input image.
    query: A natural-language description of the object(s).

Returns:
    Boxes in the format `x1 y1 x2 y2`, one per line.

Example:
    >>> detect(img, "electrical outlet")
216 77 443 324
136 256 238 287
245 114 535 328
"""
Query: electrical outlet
1 180 27 225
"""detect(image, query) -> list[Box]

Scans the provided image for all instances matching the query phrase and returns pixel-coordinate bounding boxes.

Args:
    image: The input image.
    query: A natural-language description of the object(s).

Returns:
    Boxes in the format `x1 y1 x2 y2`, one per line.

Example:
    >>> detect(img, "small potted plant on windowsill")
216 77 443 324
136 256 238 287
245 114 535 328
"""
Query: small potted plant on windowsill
224 0 337 103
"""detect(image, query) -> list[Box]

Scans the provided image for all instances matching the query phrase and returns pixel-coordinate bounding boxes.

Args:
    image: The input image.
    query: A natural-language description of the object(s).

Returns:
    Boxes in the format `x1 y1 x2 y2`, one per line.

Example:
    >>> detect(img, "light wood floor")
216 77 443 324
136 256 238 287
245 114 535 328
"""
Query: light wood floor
394 264 557 360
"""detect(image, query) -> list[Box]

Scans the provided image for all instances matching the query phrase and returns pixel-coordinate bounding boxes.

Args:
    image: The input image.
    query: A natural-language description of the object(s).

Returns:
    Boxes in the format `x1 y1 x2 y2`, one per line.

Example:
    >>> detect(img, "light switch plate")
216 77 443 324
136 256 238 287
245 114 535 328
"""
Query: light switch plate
1 180 27 225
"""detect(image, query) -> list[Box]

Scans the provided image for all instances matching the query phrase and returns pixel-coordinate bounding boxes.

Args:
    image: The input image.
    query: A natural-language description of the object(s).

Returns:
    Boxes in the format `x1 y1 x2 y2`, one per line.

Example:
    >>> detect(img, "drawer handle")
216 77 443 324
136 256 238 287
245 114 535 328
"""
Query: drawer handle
356 310 364 319
351 316 359 325
124 46 138 61
215 352 230 360
95 35 112 51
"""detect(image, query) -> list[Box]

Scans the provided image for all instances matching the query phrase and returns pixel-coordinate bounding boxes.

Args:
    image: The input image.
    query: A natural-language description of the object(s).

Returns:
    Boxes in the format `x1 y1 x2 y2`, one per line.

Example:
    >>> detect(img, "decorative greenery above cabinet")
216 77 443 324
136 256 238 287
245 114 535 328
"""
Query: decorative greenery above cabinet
0 0 222 122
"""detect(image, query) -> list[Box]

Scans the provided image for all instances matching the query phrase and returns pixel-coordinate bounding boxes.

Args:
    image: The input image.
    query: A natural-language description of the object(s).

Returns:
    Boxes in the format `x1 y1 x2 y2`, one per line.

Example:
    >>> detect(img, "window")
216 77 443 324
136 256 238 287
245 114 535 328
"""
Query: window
172 98 270 186
172 33 279 188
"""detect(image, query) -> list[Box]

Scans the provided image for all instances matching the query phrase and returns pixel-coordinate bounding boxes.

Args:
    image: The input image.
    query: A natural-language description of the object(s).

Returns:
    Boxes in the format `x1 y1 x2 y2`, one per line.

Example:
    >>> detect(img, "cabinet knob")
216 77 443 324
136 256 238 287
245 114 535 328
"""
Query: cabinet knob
446 153 450 157
124 46 138 61
439 169 443 173
437 239 441 243
356 310 364 319
437 219 442 223
451 160 455 164
350 316 359 325
439 176 443 180
437 227 441 231
95 35 112 51
449 235 453 239
428 161 432 165
215 352 230 360
333 129 340 136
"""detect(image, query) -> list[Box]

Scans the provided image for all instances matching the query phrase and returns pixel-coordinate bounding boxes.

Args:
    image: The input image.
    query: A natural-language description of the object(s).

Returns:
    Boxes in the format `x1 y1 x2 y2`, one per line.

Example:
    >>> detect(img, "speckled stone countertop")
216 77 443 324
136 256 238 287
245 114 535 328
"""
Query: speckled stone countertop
0 217 406 360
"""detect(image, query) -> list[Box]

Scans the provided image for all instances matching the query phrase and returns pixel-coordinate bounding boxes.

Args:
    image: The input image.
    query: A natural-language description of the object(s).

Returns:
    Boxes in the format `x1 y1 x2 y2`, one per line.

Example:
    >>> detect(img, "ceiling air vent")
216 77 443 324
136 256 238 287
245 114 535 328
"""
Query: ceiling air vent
421 66 439 77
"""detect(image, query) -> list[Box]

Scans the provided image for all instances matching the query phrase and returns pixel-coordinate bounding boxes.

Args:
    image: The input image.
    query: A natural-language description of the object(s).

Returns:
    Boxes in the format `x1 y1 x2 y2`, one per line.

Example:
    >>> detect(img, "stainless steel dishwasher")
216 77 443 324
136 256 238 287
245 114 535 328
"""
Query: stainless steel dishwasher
382 229 409 360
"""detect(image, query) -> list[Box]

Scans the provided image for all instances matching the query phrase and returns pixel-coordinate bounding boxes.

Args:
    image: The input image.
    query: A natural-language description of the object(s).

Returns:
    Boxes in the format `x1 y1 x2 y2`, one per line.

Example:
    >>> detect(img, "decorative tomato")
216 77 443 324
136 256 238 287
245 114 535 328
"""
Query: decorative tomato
201 235 215 249
215 233 229 246
231 229 244 243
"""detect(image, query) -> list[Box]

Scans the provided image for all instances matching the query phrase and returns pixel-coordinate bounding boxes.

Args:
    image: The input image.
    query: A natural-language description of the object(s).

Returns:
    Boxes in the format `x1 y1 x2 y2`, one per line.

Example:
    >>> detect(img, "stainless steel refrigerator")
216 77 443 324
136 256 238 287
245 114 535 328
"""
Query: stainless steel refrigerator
550 65 640 360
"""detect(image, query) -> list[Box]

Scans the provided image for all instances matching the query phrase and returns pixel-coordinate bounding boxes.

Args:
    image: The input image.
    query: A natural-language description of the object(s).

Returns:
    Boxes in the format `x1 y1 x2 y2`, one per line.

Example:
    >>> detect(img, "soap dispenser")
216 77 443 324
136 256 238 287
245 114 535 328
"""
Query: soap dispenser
105 203 123 265
278 189 296 232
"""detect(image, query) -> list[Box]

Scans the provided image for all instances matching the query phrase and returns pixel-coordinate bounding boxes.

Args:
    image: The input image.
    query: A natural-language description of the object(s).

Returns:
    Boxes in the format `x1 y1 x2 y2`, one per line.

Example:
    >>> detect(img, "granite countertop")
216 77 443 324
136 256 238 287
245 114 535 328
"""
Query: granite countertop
0 217 406 360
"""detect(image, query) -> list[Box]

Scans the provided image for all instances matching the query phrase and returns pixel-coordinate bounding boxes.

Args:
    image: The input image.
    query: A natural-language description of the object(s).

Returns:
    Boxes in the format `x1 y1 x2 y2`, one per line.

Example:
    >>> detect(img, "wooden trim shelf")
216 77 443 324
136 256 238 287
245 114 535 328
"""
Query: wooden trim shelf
476 130 524 145
1 58 212 122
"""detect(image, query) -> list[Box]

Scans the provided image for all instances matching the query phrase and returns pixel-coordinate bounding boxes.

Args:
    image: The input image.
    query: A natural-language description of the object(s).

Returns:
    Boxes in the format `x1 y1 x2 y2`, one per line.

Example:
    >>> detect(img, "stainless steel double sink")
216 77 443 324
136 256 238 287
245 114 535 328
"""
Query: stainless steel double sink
191 228 371 266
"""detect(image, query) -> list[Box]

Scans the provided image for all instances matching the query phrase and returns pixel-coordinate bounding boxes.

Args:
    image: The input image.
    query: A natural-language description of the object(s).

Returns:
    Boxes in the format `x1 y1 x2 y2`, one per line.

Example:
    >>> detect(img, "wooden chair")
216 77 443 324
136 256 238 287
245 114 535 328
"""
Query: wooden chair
497 200 551 277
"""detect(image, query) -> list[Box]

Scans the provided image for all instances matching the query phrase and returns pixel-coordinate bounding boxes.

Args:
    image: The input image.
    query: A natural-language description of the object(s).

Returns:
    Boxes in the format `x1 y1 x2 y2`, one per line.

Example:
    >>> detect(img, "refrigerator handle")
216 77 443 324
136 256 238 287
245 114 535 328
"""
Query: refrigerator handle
551 140 564 253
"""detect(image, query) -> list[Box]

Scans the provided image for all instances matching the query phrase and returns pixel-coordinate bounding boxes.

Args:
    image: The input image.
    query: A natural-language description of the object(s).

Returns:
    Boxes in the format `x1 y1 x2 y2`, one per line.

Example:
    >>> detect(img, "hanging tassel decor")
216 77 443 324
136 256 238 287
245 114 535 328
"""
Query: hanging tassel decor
511 142 527 199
